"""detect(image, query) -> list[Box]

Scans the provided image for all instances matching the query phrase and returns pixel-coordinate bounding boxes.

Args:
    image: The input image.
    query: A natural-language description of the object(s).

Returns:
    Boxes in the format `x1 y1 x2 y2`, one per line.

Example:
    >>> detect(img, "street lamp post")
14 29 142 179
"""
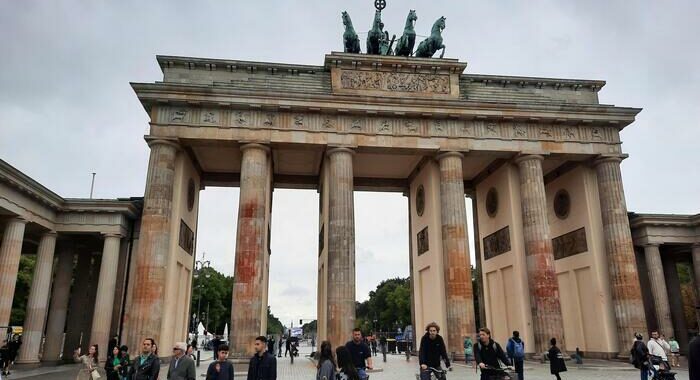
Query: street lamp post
193 253 211 366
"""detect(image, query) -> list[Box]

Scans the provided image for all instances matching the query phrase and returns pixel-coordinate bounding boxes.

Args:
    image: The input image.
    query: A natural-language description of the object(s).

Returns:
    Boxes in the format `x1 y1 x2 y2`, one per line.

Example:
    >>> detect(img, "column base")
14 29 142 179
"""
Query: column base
231 358 250 373
12 360 43 369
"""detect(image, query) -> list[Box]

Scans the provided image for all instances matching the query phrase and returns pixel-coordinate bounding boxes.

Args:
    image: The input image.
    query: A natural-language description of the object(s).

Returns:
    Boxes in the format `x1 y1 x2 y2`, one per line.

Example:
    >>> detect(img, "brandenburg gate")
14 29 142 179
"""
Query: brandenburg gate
123 47 646 358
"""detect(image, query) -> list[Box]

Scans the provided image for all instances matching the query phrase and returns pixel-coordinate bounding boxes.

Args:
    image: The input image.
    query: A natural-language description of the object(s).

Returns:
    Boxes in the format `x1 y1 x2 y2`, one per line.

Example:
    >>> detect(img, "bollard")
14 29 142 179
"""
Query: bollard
197 349 201 367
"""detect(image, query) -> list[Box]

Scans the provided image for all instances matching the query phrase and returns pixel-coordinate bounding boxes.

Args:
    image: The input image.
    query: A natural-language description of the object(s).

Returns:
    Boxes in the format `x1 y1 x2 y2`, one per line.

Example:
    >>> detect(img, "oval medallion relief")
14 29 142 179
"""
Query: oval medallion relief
554 189 571 219
416 185 425 217
486 187 498 217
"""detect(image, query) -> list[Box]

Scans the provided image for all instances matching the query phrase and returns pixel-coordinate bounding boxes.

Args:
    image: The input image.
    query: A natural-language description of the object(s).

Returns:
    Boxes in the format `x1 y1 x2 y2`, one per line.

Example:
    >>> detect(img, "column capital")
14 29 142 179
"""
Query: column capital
326 147 356 156
239 142 270 153
102 232 123 239
436 151 465 161
642 242 661 248
9 216 29 225
42 231 58 238
514 154 545 165
592 154 629 167
145 136 181 150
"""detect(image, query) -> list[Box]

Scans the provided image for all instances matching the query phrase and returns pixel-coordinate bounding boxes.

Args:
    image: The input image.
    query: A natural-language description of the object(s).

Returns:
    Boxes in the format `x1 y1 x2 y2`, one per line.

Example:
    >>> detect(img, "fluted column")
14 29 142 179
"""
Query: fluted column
16 231 57 363
594 156 647 354
692 244 700 301
90 234 122 362
643 244 674 337
437 152 475 355
515 155 565 353
326 147 355 348
126 138 179 349
230 143 271 357
42 247 75 362
0 217 28 326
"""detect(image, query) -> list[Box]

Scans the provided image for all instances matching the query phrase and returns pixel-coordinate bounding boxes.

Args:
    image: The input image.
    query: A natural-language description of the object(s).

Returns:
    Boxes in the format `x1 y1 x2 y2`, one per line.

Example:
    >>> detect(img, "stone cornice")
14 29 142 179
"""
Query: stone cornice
157 55 324 75
629 213 700 228
132 82 640 127
0 159 141 220
463 74 605 93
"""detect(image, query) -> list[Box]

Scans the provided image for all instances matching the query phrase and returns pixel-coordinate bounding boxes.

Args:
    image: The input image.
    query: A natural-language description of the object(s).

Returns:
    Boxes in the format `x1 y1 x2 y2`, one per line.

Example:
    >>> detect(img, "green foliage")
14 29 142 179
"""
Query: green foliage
267 306 284 335
189 266 233 335
302 320 317 334
355 278 411 335
10 255 36 326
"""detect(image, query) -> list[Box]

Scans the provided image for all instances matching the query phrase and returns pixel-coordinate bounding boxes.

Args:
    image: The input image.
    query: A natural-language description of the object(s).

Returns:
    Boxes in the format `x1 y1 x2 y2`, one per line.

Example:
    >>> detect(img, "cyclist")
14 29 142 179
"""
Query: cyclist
345 328 373 380
474 327 511 380
418 322 451 380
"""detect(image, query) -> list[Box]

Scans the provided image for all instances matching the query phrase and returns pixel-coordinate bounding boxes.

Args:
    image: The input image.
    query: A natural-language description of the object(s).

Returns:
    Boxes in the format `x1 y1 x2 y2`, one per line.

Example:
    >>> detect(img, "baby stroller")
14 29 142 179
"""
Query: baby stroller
649 355 676 380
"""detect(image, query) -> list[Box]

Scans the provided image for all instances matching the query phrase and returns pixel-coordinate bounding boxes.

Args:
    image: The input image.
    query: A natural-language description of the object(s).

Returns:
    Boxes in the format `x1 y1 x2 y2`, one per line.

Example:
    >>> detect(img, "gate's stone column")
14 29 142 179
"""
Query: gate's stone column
42 247 75 362
326 147 355 348
16 231 57 364
437 152 475 355
231 143 271 357
515 154 565 353
0 217 28 326
90 234 122 362
126 138 179 349
692 243 700 301
643 244 674 337
594 156 647 354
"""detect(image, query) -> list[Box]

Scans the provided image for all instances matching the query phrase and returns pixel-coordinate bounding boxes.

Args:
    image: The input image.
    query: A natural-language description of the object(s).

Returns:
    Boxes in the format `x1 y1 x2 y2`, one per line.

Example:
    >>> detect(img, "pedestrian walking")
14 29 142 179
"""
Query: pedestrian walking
506 330 525 380
116 346 131 380
212 336 222 361
284 336 290 357
206 344 234 380
316 341 336 380
336 346 360 380
167 342 196 380
668 337 680 367
548 338 566 380
0 340 10 377
474 327 511 380
371 337 377 357
689 335 700 380
463 336 474 366
631 333 650 380
345 328 373 380
267 336 275 355
131 338 161 380
418 322 451 380
277 336 283 358
73 344 105 380
247 336 276 380
648 330 671 371
106 345 121 380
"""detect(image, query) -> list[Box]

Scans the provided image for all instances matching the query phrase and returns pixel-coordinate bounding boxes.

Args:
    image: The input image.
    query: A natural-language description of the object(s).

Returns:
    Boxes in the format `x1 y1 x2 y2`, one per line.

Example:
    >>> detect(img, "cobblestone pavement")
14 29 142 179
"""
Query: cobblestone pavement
6 344 690 380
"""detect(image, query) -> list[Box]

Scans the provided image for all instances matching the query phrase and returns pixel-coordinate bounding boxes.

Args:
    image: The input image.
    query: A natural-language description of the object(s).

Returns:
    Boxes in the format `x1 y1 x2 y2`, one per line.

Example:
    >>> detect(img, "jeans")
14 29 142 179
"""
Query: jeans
514 359 524 380
358 368 369 380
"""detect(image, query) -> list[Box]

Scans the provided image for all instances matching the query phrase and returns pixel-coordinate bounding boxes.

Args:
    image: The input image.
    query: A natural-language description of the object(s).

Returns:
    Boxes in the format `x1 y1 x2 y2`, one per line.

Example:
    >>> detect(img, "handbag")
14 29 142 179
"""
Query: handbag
91 369 102 379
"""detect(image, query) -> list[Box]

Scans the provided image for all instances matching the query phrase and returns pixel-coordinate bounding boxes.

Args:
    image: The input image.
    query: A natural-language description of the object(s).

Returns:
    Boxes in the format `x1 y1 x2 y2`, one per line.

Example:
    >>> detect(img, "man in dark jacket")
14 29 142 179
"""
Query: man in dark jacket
418 322 450 380
247 336 276 380
474 327 511 380
132 338 161 380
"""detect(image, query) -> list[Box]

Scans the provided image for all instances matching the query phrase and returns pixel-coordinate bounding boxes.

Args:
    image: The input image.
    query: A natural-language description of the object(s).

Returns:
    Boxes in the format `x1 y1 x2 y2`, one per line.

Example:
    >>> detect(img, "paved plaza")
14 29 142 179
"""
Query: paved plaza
5 344 691 380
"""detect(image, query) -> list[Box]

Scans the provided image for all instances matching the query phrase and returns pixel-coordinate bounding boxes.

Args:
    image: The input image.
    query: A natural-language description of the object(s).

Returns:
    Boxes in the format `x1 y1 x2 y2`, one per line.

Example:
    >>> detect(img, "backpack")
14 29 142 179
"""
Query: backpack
510 339 525 359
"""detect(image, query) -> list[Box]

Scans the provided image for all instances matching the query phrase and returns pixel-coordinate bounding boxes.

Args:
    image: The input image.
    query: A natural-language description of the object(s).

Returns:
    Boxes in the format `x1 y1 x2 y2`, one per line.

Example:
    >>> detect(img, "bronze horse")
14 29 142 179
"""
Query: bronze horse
415 16 446 58
395 9 418 57
366 10 384 55
342 11 360 54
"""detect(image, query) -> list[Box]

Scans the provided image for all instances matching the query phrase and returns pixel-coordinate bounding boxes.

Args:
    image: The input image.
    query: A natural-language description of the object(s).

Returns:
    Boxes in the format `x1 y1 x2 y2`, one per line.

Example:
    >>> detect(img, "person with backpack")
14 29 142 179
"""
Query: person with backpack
506 331 525 380
631 333 650 380
474 327 511 380
418 322 451 380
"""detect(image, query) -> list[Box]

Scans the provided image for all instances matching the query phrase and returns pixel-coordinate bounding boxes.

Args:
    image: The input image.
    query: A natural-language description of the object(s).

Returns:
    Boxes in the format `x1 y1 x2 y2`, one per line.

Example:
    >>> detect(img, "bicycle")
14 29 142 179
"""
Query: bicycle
481 365 518 380
415 366 448 380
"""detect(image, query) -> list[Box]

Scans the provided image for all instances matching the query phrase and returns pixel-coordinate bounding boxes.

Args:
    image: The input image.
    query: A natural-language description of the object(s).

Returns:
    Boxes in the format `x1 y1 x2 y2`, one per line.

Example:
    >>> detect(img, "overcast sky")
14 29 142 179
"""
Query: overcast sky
1 0 698 328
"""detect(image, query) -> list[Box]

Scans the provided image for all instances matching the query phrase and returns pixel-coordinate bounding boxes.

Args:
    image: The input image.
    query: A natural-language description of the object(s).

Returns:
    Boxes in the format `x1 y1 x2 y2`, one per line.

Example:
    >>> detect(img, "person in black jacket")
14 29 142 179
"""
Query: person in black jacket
131 338 161 380
474 327 511 380
689 334 700 380
548 338 566 380
418 322 450 380
247 336 276 380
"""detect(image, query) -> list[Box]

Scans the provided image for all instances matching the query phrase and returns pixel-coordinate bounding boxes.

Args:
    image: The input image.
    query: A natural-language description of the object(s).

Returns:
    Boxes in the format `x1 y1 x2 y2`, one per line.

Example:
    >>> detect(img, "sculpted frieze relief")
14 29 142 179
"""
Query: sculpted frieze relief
158 106 620 144
339 70 450 94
